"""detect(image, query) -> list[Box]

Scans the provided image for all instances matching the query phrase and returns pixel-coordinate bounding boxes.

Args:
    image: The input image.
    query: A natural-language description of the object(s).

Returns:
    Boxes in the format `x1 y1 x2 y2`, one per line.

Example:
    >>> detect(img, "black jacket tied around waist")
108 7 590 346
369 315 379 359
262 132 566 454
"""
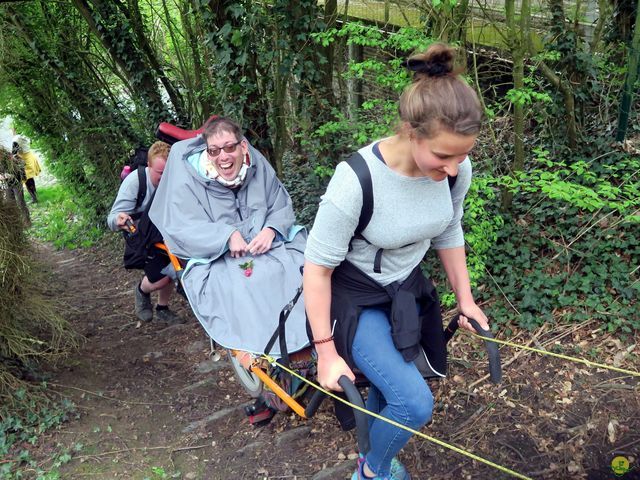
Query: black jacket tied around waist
329 261 447 377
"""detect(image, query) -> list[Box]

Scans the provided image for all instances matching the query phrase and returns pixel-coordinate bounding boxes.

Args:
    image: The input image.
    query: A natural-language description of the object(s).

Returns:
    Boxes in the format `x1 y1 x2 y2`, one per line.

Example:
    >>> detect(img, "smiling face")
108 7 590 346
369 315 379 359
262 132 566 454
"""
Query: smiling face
410 129 477 181
206 130 248 182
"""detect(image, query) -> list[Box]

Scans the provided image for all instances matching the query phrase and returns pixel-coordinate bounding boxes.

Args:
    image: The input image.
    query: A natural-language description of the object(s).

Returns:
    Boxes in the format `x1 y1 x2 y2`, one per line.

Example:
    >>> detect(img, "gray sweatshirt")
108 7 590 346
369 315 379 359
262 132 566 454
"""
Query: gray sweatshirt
305 141 472 286
106 167 156 231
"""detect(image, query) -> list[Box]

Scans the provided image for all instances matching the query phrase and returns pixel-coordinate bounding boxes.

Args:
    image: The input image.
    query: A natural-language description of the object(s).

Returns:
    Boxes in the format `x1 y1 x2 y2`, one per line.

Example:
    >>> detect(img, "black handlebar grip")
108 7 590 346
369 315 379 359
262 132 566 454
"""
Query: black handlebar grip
468 318 502 384
338 375 370 455
304 389 326 418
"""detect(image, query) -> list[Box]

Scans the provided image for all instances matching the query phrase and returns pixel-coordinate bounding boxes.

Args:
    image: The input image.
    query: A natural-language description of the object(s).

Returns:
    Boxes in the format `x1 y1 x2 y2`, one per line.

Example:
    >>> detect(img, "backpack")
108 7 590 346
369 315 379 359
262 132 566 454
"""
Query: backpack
5 142 27 185
345 152 457 274
121 166 163 270
120 146 149 180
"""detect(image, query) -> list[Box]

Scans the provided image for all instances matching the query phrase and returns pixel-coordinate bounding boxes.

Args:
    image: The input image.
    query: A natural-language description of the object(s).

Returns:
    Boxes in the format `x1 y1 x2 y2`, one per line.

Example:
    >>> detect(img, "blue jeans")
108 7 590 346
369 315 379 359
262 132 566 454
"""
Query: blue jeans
352 307 433 477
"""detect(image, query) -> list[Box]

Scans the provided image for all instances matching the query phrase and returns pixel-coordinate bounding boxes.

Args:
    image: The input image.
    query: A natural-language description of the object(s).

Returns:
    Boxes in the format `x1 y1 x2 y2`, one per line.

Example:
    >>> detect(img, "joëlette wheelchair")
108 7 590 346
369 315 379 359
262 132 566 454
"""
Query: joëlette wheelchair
151 119 502 451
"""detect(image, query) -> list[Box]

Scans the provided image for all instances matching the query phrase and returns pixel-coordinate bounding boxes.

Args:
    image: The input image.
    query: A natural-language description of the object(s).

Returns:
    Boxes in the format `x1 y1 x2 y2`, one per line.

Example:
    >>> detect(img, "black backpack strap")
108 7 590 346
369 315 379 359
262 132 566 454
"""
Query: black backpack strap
345 154 458 276
347 157 455 235
138 189 163 248
345 153 373 237
373 248 384 274
135 165 147 210
346 153 382 272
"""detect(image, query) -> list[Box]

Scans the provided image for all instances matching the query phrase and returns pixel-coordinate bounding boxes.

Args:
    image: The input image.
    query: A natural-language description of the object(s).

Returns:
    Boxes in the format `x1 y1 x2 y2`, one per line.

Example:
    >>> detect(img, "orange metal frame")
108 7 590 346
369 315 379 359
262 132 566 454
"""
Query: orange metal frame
155 242 310 419
154 242 184 273
233 351 308 418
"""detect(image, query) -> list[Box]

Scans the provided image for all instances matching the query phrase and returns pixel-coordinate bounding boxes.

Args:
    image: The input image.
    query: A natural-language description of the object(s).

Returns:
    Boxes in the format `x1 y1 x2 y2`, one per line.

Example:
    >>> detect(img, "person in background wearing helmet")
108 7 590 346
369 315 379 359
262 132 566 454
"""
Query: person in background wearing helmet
13 135 41 203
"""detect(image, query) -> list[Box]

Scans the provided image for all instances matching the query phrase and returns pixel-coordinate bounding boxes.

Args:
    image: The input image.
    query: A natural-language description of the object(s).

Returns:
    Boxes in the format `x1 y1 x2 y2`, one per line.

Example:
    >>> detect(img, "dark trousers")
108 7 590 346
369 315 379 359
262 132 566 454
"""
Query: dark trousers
25 178 37 203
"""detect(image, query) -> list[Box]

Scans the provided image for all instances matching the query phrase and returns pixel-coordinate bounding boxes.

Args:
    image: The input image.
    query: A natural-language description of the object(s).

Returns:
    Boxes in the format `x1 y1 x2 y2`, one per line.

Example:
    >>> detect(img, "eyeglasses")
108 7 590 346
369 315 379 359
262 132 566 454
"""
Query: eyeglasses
206 140 242 157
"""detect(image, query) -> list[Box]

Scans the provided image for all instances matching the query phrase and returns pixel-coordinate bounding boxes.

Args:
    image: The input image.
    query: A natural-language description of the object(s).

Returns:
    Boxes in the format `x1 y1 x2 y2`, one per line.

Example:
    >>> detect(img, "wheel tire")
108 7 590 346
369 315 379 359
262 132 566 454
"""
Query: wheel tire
227 351 263 398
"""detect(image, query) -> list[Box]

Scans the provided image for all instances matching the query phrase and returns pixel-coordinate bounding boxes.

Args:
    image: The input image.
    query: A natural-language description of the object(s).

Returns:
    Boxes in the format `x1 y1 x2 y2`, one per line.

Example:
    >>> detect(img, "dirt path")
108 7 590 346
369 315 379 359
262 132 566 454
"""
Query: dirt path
28 241 640 479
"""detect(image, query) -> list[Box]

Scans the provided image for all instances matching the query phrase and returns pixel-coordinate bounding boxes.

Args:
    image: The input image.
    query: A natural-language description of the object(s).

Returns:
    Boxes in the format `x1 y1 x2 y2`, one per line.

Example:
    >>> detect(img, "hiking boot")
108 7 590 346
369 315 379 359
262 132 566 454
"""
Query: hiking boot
155 308 185 325
134 285 153 322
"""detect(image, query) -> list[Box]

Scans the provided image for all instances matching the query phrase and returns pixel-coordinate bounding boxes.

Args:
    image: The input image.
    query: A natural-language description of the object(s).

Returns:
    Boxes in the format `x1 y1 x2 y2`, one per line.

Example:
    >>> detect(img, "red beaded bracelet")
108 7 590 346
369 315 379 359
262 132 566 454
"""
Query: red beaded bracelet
312 335 334 345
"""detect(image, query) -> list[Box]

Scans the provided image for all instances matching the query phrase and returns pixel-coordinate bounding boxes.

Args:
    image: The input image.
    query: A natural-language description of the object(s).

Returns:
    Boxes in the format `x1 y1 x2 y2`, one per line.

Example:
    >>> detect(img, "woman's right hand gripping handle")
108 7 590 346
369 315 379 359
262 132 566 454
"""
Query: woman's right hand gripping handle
316 344 355 392
303 261 356 392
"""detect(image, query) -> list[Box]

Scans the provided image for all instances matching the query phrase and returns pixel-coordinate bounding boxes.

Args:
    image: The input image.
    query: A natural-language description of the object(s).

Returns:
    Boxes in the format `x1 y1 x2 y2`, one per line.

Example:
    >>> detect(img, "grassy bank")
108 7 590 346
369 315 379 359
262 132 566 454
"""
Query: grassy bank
27 184 105 250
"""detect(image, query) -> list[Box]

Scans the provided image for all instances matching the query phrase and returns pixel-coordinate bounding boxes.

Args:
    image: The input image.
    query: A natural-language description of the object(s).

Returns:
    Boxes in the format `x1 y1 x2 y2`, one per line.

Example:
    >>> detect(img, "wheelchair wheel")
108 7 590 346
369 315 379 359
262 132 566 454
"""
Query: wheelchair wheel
227 351 263 398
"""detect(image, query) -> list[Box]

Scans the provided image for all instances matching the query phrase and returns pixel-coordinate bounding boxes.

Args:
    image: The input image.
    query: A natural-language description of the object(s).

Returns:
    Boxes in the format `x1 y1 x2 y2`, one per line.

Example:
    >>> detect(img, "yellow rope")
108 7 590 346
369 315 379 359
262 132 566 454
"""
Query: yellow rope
468 332 640 377
258 327 637 478
262 354 533 480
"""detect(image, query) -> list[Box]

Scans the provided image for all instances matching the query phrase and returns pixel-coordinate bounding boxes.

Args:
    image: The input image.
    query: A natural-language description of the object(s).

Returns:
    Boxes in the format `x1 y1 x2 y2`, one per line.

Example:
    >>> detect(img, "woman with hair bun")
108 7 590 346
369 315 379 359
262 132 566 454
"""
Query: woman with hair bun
303 43 490 480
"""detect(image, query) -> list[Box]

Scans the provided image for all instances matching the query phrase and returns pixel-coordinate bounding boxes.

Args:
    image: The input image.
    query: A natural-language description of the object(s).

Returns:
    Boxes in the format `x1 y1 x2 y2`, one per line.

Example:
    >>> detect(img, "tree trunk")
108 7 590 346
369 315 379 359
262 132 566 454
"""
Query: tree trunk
502 0 527 210
589 0 613 52
540 0 578 149
453 0 470 45
323 0 338 95
272 28 288 177
347 42 363 120
179 0 208 124
615 1 640 141
202 0 273 163
71 0 171 127
535 62 579 149
123 0 187 123
7 7 137 145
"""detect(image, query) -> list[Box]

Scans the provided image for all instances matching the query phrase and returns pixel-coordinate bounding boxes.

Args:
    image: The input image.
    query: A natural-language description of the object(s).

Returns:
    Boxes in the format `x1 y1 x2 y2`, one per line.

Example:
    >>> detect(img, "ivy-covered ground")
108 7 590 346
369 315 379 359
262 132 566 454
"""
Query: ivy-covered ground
2 237 638 480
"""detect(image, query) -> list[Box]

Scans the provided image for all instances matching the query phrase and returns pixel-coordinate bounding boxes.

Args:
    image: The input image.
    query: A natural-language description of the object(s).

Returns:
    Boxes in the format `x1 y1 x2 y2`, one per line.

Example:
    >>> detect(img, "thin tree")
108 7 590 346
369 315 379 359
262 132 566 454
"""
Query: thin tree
71 0 172 127
502 0 530 209
615 1 640 141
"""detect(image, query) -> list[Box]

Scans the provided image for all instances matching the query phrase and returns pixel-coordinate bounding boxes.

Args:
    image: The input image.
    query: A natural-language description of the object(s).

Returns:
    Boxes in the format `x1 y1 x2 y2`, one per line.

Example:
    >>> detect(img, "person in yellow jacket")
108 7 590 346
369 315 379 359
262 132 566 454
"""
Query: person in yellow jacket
13 135 41 203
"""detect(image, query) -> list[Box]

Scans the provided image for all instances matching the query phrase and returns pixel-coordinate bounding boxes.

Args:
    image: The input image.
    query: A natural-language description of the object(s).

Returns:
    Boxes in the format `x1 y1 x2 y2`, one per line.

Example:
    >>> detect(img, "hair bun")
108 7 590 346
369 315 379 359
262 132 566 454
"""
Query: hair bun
404 58 450 77
404 43 455 78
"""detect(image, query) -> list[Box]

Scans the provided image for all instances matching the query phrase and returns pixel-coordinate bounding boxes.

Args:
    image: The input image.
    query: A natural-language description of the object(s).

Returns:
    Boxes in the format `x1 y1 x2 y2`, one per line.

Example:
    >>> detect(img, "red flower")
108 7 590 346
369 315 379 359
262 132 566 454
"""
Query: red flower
239 259 254 277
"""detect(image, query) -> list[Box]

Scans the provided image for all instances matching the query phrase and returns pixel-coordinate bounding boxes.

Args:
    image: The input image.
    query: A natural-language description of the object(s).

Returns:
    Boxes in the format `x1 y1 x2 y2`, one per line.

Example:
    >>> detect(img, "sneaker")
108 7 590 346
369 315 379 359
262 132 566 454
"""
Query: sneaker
390 458 410 480
351 456 370 480
351 456 385 480
155 308 185 325
351 456 411 480
134 285 153 322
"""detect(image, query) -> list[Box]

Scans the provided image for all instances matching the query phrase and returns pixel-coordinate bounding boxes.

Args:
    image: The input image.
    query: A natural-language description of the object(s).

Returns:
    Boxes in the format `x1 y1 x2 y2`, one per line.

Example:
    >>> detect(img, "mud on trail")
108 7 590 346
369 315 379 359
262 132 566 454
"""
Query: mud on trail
25 240 640 479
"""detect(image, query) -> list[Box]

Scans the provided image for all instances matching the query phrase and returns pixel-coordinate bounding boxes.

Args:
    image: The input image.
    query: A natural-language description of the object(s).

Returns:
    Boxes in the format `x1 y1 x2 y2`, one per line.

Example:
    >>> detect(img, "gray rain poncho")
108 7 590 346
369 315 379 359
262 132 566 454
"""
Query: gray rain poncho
149 136 308 356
